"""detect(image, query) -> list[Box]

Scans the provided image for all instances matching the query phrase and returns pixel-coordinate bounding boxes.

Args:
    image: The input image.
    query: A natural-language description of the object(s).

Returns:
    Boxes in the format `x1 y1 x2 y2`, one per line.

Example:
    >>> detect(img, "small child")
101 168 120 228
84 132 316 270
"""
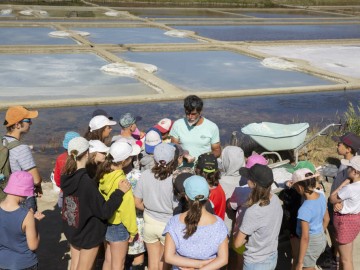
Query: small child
291 168 329 270
0 171 45 270
330 156 360 270
195 153 226 220
97 141 139 270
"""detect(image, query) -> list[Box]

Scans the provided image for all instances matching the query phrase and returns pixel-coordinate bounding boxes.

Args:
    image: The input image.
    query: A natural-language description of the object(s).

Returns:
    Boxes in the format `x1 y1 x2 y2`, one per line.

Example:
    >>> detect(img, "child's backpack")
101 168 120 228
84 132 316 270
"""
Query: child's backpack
0 138 22 200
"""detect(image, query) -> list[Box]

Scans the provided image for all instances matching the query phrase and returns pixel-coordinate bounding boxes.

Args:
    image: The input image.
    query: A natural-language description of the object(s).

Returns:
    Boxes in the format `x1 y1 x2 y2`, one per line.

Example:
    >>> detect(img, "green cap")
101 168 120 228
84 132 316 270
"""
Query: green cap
287 161 316 174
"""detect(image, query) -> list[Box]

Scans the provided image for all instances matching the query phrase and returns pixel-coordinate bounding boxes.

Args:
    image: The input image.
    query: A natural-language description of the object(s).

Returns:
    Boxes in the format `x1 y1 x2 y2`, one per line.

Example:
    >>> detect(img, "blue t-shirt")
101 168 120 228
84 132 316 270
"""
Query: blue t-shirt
163 214 228 269
296 192 326 236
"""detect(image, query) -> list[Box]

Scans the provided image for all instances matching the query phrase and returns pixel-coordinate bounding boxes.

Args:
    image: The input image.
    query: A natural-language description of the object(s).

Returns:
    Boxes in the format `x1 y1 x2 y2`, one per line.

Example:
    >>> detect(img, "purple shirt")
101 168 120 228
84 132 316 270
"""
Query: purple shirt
163 214 228 269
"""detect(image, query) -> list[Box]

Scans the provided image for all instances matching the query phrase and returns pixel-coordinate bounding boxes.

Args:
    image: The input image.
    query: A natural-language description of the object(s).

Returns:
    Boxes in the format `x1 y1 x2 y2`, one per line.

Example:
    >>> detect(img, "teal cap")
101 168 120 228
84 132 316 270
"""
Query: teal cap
184 175 209 201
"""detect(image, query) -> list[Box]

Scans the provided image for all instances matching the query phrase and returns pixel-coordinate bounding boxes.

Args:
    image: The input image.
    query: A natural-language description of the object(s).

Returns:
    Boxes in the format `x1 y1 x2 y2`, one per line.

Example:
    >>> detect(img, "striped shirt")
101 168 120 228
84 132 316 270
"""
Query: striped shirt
2 135 36 172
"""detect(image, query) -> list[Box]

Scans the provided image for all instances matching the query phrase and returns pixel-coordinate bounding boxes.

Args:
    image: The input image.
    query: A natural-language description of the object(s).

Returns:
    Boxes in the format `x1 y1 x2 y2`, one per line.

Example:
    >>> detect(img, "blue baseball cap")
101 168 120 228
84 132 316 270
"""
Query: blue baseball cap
184 175 209 201
63 131 80 150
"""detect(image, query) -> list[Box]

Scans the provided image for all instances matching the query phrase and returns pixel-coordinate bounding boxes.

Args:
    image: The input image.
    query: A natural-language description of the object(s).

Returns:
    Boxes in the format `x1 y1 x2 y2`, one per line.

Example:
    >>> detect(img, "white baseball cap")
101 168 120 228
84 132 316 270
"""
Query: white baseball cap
145 130 162 154
110 141 141 162
341 156 360 172
68 137 89 156
89 140 110 154
89 115 116 132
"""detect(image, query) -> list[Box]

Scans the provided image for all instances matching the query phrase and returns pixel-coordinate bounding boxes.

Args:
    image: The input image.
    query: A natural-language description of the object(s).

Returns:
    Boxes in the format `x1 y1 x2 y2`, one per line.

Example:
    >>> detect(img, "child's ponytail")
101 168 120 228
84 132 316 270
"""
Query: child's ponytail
183 196 207 239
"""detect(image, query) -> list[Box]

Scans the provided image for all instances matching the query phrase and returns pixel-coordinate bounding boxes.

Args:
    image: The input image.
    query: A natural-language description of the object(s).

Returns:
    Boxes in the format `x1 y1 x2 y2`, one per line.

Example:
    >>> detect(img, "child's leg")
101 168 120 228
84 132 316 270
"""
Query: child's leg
103 242 111 270
70 245 80 270
109 240 129 270
338 242 354 270
132 253 145 268
77 245 99 270
146 241 164 270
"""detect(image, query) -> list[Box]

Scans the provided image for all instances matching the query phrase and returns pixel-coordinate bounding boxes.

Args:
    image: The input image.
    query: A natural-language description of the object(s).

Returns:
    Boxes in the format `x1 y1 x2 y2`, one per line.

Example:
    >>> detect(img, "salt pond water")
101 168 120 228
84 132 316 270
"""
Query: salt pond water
118 50 333 91
0 53 156 102
71 27 198 44
175 24 360 41
0 27 77 45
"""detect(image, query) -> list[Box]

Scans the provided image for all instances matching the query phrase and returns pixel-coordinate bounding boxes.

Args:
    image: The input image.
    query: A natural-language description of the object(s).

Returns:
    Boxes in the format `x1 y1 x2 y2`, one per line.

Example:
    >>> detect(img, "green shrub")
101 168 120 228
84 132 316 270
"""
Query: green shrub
343 102 360 135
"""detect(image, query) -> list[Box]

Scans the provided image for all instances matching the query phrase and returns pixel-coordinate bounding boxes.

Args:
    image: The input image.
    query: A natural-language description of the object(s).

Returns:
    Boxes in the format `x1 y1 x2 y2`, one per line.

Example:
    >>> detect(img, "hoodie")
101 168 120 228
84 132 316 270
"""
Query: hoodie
140 152 155 172
61 168 124 249
219 146 245 233
99 170 138 237
220 146 245 199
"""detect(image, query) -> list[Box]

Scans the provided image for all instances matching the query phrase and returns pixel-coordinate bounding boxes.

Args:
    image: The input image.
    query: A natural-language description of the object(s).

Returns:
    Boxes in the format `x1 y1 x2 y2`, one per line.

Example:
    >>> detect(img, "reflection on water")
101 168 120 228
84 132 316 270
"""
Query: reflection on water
0 90 358 178
119 50 333 91
175 24 360 41
0 53 156 102
0 27 77 45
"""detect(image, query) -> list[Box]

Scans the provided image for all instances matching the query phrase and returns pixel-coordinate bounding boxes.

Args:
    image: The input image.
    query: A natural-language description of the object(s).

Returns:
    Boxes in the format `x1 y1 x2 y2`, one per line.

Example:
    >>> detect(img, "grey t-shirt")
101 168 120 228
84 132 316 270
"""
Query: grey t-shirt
134 169 178 223
240 194 283 263
2 136 36 172
330 164 348 193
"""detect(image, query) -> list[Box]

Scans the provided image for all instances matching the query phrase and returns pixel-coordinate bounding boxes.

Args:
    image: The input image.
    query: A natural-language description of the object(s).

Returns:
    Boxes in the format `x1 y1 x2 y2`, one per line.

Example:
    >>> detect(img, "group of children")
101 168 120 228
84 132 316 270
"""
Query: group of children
1 106 360 270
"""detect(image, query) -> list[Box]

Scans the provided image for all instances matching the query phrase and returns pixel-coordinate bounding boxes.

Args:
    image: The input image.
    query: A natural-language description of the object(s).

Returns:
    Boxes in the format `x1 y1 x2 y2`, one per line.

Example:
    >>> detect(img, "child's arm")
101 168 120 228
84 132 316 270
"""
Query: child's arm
200 238 228 270
23 210 45 251
233 230 247 249
323 208 330 231
296 220 309 270
163 233 214 268
134 196 144 211
329 179 351 204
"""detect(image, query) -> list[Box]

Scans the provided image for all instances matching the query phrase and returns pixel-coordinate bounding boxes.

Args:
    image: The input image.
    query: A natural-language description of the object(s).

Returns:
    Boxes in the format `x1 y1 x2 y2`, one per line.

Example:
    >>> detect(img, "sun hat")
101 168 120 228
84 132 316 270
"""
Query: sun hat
245 153 268 169
89 140 110 154
291 168 319 184
184 175 209 201
119 113 141 128
239 164 273 188
67 137 89 156
287 160 316 174
92 108 113 120
154 118 173 134
110 141 141 162
196 153 218 173
145 130 162 154
89 115 116 132
154 143 175 165
4 171 34 197
4 106 38 127
62 131 80 150
332 132 360 152
341 156 360 172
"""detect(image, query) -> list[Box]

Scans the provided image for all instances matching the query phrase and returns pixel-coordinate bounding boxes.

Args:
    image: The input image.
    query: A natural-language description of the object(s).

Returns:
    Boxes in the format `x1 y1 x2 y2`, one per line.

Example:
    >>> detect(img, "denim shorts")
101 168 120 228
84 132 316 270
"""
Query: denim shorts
244 252 278 270
105 223 129 242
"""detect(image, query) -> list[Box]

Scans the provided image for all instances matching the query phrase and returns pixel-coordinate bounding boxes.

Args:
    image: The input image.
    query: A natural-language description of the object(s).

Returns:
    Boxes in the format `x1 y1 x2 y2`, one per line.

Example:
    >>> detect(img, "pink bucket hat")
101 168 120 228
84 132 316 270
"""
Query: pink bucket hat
245 153 268 168
4 171 34 197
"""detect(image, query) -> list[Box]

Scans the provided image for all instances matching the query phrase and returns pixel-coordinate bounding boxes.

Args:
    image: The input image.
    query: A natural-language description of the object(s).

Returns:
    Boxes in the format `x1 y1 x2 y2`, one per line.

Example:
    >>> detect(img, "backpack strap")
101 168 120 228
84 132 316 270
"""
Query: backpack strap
2 138 22 150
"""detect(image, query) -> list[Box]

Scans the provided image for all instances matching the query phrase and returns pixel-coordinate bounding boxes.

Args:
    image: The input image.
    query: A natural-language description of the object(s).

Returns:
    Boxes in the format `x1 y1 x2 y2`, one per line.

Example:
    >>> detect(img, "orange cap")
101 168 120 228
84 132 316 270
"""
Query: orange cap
4 106 38 127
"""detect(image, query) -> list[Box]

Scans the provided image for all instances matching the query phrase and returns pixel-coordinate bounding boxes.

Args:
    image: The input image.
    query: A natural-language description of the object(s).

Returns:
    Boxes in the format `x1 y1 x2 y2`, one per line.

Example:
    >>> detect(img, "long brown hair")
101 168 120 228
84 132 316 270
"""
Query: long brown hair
84 126 107 143
63 150 88 175
151 160 177 180
246 183 271 207
95 154 121 182
183 196 207 239
195 169 221 187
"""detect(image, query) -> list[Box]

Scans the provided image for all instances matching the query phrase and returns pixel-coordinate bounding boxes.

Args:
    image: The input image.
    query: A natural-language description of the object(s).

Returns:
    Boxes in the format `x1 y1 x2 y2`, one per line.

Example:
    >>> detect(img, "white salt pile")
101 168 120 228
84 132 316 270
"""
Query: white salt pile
0 9 12 15
100 63 137 77
104 11 119 17
19 10 33 16
38 10 48 16
261 57 297 70
126 61 158 73
48 30 90 38
164 30 194 38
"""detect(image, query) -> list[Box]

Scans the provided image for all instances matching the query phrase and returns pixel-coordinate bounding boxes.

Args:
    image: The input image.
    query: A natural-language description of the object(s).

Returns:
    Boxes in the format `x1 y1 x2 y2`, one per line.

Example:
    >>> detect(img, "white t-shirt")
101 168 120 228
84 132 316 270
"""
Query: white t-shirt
338 181 360 214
